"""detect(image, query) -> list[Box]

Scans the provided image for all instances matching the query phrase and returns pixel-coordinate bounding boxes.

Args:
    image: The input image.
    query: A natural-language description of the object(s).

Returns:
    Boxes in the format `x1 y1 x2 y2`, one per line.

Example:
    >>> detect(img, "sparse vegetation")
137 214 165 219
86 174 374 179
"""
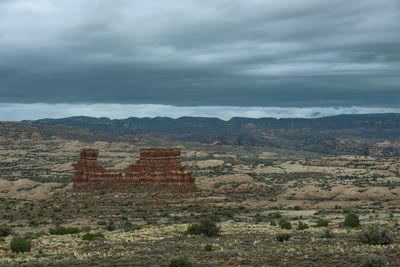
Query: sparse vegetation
0 121 399 266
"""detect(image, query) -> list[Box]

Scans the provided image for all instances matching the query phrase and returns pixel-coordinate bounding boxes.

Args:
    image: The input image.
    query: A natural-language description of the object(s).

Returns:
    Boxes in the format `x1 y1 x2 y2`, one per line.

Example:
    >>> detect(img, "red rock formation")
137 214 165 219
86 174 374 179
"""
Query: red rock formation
73 149 122 186
73 147 195 188
125 147 195 185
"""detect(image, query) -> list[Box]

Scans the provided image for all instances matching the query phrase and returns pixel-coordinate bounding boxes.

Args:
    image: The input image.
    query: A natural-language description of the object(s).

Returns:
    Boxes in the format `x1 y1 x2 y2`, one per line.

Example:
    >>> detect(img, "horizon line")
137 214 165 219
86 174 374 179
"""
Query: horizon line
1 103 400 121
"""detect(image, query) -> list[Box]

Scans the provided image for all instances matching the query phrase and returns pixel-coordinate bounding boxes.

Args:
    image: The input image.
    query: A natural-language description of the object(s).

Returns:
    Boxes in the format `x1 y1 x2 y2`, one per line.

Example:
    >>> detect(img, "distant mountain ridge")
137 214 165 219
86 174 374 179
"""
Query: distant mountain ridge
25 113 400 156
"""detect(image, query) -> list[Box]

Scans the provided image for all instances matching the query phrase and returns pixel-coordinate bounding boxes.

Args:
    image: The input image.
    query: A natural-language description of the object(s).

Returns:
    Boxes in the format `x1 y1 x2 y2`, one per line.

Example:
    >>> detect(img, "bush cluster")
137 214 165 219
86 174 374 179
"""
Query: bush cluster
360 254 386 267
278 219 292 230
82 232 104 241
49 225 80 235
169 257 193 267
358 227 393 245
297 221 309 230
10 236 31 253
185 217 221 237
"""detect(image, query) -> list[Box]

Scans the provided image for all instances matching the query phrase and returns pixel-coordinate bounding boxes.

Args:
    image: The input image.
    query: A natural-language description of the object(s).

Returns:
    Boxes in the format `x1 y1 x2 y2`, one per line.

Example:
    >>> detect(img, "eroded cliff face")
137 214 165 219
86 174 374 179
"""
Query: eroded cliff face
73 149 122 185
125 147 195 183
73 147 195 188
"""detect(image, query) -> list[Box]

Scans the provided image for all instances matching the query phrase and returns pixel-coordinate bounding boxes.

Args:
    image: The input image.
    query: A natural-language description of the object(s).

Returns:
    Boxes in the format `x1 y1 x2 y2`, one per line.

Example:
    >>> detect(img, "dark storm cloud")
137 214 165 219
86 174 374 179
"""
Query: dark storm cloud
0 0 399 107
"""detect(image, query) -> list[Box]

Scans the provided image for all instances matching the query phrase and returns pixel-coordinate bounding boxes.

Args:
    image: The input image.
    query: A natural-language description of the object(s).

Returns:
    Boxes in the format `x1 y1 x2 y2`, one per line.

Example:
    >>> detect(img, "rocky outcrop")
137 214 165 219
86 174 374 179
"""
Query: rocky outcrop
73 149 122 185
73 147 195 188
126 147 195 184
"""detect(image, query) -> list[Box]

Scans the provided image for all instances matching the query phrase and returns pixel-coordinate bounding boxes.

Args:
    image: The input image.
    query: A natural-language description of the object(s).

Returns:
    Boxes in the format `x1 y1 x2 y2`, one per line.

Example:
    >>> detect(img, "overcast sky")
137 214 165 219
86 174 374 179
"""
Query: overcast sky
0 0 399 119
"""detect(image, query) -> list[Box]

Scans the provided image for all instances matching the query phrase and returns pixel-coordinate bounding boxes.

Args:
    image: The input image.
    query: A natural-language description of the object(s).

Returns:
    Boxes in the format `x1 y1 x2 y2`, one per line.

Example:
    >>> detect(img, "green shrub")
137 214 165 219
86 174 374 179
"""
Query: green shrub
121 221 142 232
80 226 91 232
0 225 12 237
358 227 393 245
169 256 193 267
185 224 202 235
24 231 47 240
10 236 31 253
105 221 116 231
254 213 263 224
276 233 290 242
297 221 309 230
322 230 333 238
343 213 360 228
28 219 40 227
278 219 292 230
82 232 104 241
270 221 277 226
204 244 213 251
268 212 282 219
208 214 221 223
360 254 386 267
49 225 80 235
185 218 221 237
315 219 329 227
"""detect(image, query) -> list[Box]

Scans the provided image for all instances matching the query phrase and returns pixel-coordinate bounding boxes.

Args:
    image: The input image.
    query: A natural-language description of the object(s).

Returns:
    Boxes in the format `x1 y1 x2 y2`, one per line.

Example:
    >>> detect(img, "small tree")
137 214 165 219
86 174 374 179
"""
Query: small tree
185 217 221 237
343 213 360 228
10 236 31 253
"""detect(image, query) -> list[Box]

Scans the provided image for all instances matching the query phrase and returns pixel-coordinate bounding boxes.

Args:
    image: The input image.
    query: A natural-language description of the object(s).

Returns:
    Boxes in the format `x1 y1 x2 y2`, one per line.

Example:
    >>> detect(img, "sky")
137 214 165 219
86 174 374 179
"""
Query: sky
0 0 399 120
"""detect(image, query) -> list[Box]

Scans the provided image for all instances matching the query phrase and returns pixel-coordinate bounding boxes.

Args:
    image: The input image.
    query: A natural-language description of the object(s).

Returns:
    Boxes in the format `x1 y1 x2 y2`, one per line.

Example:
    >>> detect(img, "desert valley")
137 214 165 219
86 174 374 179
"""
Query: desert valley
0 116 399 266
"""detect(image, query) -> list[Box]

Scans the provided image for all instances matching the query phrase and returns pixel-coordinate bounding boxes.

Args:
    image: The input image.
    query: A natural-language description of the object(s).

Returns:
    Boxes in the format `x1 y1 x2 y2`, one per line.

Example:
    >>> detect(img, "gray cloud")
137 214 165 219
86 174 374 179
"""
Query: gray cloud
0 0 399 107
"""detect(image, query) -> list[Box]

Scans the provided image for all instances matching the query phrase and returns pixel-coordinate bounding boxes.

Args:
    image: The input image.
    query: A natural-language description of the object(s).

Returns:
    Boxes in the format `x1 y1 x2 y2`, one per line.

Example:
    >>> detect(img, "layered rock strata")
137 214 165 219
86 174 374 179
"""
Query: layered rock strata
73 149 122 185
125 147 195 184
73 147 195 187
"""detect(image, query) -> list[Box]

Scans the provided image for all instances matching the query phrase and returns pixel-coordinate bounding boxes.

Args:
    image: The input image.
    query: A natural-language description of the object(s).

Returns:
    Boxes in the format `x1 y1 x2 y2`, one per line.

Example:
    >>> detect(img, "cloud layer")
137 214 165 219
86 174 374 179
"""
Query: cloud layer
1 103 400 121
0 0 399 106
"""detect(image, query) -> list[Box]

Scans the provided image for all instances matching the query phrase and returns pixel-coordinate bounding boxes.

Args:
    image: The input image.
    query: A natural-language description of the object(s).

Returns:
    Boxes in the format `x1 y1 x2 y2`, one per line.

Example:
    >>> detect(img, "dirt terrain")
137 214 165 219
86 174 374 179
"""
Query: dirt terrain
0 129 399 266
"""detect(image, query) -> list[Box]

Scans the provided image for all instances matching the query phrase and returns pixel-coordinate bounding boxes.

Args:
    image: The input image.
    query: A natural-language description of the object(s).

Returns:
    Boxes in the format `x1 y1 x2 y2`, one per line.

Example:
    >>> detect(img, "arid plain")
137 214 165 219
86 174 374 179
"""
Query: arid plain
0 122 399 266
